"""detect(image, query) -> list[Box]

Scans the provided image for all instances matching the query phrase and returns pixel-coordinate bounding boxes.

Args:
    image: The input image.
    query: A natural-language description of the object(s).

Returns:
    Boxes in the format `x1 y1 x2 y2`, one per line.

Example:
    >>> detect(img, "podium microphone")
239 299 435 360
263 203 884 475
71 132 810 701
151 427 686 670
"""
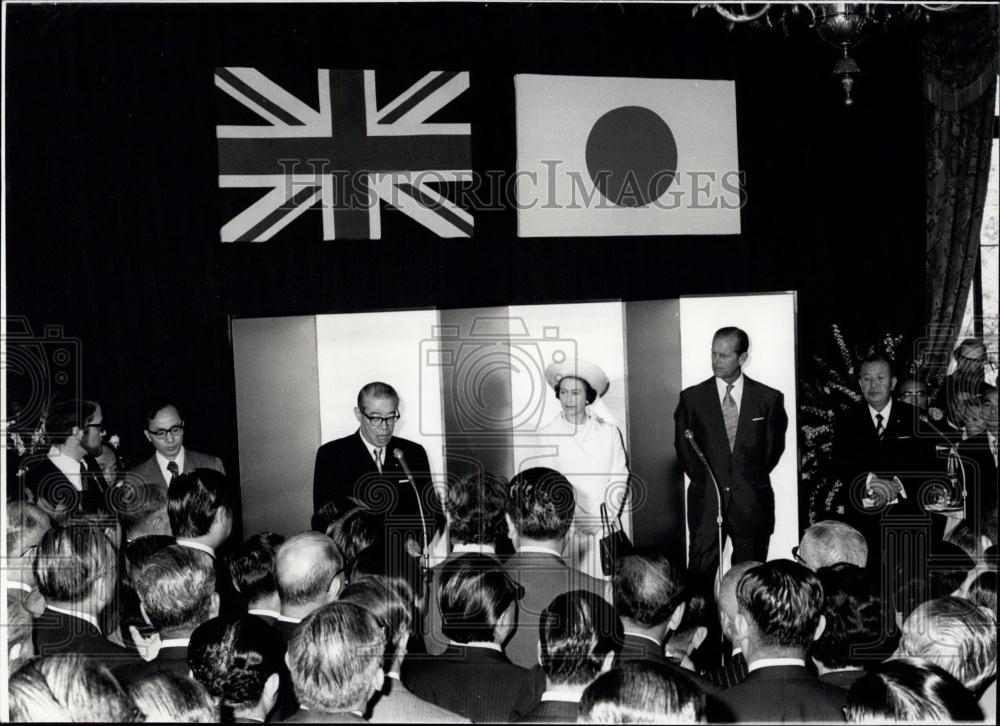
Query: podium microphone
919 415 967 513
393 448 431 577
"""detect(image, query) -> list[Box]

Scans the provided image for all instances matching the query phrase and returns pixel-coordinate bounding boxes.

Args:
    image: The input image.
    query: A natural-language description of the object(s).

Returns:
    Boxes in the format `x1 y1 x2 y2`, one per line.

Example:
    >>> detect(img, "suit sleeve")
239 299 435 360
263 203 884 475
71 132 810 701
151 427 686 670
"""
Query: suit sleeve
312 445 331 513
674 391 697 478
765 391 788 472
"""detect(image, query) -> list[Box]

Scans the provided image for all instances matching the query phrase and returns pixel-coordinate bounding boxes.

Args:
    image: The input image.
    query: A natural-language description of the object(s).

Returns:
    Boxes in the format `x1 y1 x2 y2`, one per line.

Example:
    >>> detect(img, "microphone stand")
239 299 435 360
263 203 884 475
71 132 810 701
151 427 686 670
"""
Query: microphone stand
393 449 432 592
919 415 967 519
684 429 726 667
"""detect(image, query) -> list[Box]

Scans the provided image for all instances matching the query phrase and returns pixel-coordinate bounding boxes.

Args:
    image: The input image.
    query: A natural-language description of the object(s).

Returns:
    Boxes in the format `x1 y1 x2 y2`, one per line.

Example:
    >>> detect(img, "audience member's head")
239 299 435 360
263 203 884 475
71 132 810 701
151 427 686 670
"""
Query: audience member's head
275 531 344 615
94 443 120 486
339 573 415 671
664 592 711 670
133 544 218 639
227 532 284 610
797 520 868 570
326 506 381 573
6 500 51 587
439 553 521 646
447 470 509 546
893 543 976 623
310 500 343 536
506 467 576 544
8 655 141 722
143 401 186 459
962 569 997 612
33 524 116 613
127 671 219 722
188 614 284 722
613 550 688 639
579 660 706 723
7 593 36 665
897 377 930 411
895 596 996 694
716 560 763 644
46 399 102 452
286 601 386 714
539 590 623 689
112 480 169 541
810 563 882 672
845 657 983 723
945 518 991 562
118 534 177 647
168 468 233 549
735 560 826 659
349 541 425 609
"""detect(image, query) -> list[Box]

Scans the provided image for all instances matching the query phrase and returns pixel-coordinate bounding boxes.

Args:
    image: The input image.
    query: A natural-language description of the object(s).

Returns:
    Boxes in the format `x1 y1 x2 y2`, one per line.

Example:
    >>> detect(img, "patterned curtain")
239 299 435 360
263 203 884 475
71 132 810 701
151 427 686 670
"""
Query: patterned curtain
923 5 999 384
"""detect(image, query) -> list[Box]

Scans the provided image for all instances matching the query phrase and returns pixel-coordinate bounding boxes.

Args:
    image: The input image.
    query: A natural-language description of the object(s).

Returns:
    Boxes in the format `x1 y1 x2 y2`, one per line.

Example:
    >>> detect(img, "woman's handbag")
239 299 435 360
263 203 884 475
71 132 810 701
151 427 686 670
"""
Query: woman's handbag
599 489 633 576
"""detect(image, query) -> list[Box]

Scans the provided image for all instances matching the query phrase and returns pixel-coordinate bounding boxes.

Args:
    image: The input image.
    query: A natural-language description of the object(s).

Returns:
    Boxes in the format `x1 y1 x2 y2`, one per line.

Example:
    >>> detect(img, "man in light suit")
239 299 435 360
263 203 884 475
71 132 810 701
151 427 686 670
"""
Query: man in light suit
674 327 788 585
131 401 225 489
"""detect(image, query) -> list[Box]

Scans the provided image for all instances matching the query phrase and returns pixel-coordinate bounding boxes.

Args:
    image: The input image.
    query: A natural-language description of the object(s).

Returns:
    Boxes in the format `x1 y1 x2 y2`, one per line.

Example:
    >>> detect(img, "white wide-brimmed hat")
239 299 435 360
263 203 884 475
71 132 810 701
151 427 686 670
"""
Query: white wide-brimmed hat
544 358 610 399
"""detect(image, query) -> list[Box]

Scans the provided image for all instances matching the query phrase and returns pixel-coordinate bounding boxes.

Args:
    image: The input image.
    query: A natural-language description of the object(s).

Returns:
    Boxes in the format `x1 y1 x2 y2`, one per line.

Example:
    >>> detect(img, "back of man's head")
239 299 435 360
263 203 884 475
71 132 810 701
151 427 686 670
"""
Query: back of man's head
168 468 231 539
133 544 217 637
613 550 686 628
227 532 284 606
188 614 285 711
810 563 882 670
447 470 509 546
540 590 623 687
287 602 386 713
6 500 51 557
507 467 575 542
33 524 115 606
8 655 142 723
113 481 168 539
275 531 343 609
46 400 100 439
579 660 706 724
736 560 825 654
799 520 868 570
717 561 763 640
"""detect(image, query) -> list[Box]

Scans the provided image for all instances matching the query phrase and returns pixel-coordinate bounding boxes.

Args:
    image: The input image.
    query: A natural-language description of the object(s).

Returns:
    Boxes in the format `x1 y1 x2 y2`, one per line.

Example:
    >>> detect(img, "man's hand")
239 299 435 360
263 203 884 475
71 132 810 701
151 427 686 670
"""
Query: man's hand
865 477 902 509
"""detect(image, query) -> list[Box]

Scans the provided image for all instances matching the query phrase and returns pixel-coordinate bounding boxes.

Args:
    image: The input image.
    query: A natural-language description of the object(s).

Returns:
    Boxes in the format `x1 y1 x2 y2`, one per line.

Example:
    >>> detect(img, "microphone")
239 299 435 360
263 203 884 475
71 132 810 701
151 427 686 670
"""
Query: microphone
394 448 414 482
919 415 958 448
918 415 966 512
684 429 706 459
394 448 431 576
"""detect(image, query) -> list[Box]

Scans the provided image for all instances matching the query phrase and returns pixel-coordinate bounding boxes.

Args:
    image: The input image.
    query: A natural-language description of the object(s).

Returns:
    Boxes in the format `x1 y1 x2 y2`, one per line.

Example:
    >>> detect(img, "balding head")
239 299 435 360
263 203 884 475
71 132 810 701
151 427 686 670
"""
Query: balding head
717 561 762 640
798 520 868 571
275 532 344 614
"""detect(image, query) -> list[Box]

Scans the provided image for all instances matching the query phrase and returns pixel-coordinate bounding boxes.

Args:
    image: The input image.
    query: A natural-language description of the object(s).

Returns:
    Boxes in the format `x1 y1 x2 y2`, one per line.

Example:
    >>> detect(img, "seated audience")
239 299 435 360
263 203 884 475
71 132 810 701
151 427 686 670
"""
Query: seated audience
116 533 176 650
716 559 847 722
126 670 220 722
796 520 868 570
844 658 984 723
810 563 884 688
403 553 539 722
579 660 706 724
424 470 509 655
663 591 711 672
284 601 387 721
519 589 623 723
114 543 219 685
703 560 761 689
227 531 285 625
113 480 170 543
168 467 243 613
894 596 996 697
503 467 606 669
339 574 466 722
8 654 142 722
273 530 345 641
188 614 285 723
31 523 131 668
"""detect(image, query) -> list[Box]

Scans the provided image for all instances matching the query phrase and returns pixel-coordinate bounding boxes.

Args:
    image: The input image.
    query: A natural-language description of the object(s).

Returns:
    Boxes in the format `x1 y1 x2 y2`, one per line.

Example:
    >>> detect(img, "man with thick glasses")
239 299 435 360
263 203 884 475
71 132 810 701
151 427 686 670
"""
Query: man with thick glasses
312 381 435 554
132 401 225 489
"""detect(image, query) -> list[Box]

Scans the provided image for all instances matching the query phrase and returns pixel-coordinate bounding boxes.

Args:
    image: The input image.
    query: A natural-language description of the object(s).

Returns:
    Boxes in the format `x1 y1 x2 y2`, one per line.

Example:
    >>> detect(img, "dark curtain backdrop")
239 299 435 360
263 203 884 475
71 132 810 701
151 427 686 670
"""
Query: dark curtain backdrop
5 3 927 531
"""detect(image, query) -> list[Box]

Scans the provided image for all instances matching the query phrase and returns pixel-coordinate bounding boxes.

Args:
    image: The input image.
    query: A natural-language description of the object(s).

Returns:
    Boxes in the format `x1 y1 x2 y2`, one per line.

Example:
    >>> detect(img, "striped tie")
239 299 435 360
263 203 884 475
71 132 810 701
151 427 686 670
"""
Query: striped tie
722 383 738 452
875 413 885 439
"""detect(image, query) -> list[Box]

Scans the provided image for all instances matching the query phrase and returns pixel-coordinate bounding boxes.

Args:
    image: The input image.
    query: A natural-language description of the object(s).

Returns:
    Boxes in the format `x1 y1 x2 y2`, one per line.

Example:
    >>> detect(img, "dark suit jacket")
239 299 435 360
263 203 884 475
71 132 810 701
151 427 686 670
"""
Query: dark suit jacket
22 456 108 516
956 433 998 527
312 432 439 539
703 649 749 689
819 669 866 690
130 448 226 489
112 644 190 687
517 698 580 723
674 376 788 536
402 644 540 723
716 664 847 723
502 550 608 670
32 608 136 671
619 634 721 696
368 676 469 723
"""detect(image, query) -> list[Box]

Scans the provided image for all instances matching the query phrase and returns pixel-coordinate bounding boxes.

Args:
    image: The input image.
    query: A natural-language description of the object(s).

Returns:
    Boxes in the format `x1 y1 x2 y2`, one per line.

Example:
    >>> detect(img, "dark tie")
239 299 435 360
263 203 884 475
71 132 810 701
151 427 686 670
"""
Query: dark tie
875 413 885 439
722 383 738 452
167 460 179 482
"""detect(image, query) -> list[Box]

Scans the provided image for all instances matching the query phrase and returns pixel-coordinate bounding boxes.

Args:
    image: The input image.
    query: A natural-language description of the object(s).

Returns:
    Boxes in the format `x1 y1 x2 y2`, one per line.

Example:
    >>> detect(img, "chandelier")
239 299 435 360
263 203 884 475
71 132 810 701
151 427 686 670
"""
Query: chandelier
694 3 962 105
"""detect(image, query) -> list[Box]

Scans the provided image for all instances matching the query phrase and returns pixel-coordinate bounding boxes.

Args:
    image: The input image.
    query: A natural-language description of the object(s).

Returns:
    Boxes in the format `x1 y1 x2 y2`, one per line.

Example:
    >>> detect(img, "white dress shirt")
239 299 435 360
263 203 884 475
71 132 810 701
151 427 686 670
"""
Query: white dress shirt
47 446 85 491
867 400 892 431
175 539 216 558
716 373 744 411
156 448 186 483
747 657 806 673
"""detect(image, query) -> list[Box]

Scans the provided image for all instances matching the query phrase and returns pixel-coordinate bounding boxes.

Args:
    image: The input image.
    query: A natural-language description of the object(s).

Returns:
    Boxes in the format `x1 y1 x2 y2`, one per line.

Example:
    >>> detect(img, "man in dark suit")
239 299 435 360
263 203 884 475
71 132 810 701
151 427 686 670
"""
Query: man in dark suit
956 385 998 533
716 560 847 722
312 381 437 555
502 467 607 670
703 560 760 689
674 327 788 585
113 544 219 686
131 401 225 489
31 523 134 670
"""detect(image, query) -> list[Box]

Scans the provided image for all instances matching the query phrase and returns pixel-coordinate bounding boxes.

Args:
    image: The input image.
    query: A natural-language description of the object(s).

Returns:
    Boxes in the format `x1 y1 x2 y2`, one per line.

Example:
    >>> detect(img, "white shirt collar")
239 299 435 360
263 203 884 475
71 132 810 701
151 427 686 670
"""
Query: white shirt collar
541 689 583 703
623 631 662 646
5 581 33 593
747 657 806 672
453 543 496 554
716 374 744 409
450 640 501 652
868 400 893 429
175 539 215 558
248 608 282 620
518 545 564 558
387 671 401 681
156 448 186 482
48 446 85 490
157 637 190 650
45 604 101 632
277 613 303 624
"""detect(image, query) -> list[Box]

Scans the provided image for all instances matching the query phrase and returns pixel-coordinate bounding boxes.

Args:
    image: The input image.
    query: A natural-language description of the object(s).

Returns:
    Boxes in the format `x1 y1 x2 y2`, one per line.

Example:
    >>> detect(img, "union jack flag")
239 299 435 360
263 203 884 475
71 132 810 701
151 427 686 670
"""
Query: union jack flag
215 68 472 241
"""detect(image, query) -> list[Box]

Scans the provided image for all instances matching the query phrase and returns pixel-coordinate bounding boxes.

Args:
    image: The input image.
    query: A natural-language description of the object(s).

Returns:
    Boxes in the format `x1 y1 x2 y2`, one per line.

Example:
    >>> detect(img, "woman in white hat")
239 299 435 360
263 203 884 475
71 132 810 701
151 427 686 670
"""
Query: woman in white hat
522 358 630 578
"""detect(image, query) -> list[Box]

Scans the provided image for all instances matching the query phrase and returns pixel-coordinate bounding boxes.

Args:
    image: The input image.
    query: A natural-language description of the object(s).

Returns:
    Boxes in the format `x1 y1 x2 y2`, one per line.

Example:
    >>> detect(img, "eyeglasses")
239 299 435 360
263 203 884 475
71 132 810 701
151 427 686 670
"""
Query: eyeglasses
898 391 928 400
792 546 806 565
360 411 400 428
148 424 184 440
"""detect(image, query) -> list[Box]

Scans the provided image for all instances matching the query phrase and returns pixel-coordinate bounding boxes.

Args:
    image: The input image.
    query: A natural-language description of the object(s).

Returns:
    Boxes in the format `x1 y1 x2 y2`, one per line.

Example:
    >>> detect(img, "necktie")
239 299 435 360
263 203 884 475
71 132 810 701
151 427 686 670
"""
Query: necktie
374 448 383 474
167 461 179 482
722 383 738 452
875 413 885 439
